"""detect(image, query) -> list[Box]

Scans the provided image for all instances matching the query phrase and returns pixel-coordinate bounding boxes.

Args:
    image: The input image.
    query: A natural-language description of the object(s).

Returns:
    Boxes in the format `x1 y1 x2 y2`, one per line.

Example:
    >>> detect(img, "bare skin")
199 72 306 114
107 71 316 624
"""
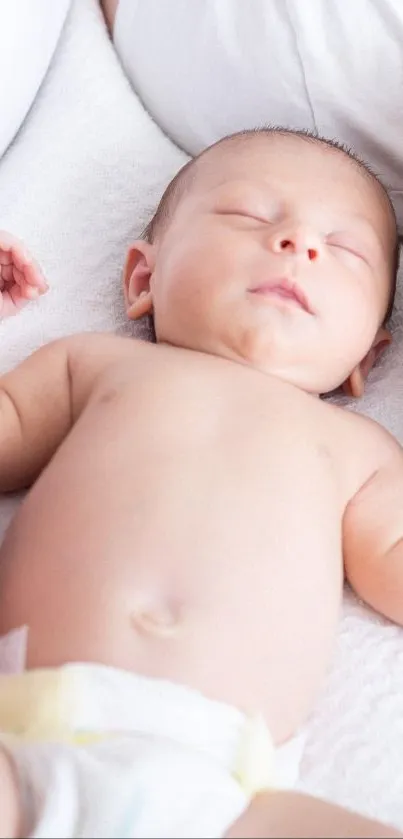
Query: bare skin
0 231 47 317
0 750 20 839
0 133 402 835
0 333 401 838
225 790 403 838
0 333 401 740
100 0 118 35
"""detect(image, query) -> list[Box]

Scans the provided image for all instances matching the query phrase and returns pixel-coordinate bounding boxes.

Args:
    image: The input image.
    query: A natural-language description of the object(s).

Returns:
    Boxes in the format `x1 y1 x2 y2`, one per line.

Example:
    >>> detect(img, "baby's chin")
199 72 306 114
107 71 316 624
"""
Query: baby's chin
157 319 339 394
216 326 308 384
230 348 339 395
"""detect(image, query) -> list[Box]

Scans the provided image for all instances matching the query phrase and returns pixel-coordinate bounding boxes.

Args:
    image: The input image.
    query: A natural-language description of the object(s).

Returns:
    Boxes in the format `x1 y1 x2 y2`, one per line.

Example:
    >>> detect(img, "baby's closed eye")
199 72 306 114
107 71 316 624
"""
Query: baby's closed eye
216 209 270 225
326 234 369 264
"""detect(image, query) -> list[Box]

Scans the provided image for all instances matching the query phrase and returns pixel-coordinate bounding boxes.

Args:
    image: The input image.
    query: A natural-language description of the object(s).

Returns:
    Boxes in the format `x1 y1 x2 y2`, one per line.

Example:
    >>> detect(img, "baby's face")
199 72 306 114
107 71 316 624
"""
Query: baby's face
150 135 395 393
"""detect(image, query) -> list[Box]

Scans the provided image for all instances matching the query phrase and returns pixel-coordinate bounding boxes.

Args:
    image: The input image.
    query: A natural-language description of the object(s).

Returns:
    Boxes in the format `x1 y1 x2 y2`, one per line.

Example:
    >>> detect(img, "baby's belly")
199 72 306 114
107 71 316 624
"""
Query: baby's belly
0 430 343 743
0 530 342 742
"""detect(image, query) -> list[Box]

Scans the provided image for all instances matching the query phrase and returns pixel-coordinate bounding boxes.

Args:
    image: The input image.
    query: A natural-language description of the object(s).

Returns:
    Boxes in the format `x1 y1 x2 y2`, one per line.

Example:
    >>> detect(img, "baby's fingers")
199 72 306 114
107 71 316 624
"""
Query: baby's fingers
21 284 40 300
0 265 13 283
10 244 48 293
0 287 27 318
12 268 42 301
12 252 48 293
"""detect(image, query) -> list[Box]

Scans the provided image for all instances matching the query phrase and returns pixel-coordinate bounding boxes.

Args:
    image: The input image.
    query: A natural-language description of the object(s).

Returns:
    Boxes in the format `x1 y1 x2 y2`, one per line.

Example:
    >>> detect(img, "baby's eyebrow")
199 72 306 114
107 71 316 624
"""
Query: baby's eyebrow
209 182 278 213
318 207 382 248
210 179 272 197
342 215 386 252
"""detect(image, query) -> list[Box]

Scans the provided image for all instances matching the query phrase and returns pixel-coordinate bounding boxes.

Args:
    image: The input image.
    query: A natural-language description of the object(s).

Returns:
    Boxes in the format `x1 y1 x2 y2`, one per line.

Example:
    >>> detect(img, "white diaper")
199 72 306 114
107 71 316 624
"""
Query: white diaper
0 664 305 838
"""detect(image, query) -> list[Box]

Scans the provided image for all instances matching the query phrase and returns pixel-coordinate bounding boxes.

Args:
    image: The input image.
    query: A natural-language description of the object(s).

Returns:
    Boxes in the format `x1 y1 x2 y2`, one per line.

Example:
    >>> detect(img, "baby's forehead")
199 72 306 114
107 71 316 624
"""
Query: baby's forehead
190 135 394 241
195 134 374 196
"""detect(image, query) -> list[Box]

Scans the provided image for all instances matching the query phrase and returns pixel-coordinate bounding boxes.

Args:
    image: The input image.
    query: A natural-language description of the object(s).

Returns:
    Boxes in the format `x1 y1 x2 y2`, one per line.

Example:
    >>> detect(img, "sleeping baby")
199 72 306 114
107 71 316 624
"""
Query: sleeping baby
0 128 401 838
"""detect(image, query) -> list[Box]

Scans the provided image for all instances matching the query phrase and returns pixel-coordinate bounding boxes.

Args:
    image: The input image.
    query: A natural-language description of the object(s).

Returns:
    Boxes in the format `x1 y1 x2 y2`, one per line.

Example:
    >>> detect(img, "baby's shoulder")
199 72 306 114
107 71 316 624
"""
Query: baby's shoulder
63 332 153 407
324 399 403 486
327 399 395 444
67 331 151 373
67 330 145 356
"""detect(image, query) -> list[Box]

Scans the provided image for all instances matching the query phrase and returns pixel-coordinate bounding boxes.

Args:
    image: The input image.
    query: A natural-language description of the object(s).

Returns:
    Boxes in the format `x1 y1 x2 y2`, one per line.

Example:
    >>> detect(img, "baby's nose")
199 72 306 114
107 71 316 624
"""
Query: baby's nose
271 225 321 261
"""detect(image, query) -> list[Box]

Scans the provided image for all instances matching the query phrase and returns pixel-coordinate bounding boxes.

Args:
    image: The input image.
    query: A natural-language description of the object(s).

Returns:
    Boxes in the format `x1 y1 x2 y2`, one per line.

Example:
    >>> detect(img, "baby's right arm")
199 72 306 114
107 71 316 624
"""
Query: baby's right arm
0 332 138 493
0 338 74 492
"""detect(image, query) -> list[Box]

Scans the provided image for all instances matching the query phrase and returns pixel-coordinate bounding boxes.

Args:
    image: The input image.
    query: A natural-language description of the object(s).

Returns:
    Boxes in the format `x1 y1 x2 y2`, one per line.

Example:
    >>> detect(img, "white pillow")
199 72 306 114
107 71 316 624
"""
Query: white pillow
0 0 71 158
114 0 403 227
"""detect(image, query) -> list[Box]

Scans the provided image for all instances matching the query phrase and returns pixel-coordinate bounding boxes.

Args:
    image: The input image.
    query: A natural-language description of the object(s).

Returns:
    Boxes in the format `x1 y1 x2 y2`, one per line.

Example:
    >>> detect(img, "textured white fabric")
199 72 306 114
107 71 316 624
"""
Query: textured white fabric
0 0 403 831
0 0 71 158
114 0 403 227
10 736 244 838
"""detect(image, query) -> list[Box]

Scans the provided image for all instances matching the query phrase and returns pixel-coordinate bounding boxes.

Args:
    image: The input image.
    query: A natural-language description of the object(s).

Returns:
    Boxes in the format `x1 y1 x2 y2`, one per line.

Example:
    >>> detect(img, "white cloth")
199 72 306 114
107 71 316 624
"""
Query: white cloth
0 664 302 838
0 0 403 831
12 737 242 838
0 0 71 159
3 665 252 838
114 0 403 227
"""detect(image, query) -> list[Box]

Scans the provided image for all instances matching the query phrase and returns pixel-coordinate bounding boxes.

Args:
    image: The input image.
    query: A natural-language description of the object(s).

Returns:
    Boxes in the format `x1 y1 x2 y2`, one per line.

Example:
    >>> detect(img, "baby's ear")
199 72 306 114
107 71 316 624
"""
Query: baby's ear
342 327 392 399
123 241 155 320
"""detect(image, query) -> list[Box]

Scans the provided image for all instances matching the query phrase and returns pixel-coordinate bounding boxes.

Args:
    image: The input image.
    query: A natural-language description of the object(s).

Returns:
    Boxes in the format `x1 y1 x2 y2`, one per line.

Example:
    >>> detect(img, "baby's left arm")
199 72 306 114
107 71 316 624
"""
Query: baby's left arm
0 232 48 317
343 425 403 625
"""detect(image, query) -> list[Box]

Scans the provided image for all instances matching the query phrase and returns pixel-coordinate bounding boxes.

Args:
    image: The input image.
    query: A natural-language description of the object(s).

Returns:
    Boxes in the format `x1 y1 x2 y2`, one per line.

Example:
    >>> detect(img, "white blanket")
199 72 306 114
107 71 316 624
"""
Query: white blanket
1 0 403 829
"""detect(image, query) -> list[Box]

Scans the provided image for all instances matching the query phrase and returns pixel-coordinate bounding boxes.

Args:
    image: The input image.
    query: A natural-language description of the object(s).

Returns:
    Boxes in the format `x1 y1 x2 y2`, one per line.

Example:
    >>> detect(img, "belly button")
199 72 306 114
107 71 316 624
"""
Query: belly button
130 599 183 638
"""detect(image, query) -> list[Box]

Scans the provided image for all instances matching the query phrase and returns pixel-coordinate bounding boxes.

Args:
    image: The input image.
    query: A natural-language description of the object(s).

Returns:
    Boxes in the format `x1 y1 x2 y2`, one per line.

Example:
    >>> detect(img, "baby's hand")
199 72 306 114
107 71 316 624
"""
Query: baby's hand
0 232 48 318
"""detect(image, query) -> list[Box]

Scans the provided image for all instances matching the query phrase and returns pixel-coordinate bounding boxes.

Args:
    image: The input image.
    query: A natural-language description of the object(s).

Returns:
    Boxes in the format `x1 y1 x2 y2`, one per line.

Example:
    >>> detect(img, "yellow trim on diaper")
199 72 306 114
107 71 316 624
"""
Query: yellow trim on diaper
0 668 84 741
233 713 276 796
0 669 275 796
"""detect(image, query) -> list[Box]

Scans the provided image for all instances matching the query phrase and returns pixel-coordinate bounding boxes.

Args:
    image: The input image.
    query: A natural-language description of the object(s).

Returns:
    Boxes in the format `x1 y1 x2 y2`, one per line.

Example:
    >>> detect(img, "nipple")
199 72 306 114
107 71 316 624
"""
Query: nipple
130 598 183 638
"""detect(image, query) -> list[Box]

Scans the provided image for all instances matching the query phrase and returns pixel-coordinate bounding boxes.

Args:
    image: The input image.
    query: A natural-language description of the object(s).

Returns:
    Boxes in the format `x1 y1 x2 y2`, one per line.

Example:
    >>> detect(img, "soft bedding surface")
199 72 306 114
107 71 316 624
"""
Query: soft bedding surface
1 0 403 828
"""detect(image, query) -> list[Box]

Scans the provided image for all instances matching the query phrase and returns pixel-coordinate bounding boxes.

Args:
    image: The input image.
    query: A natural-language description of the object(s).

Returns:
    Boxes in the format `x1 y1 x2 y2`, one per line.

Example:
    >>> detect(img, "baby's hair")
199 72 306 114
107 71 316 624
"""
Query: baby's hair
142 156 195 245
143 126 399 323
387 235 401 324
